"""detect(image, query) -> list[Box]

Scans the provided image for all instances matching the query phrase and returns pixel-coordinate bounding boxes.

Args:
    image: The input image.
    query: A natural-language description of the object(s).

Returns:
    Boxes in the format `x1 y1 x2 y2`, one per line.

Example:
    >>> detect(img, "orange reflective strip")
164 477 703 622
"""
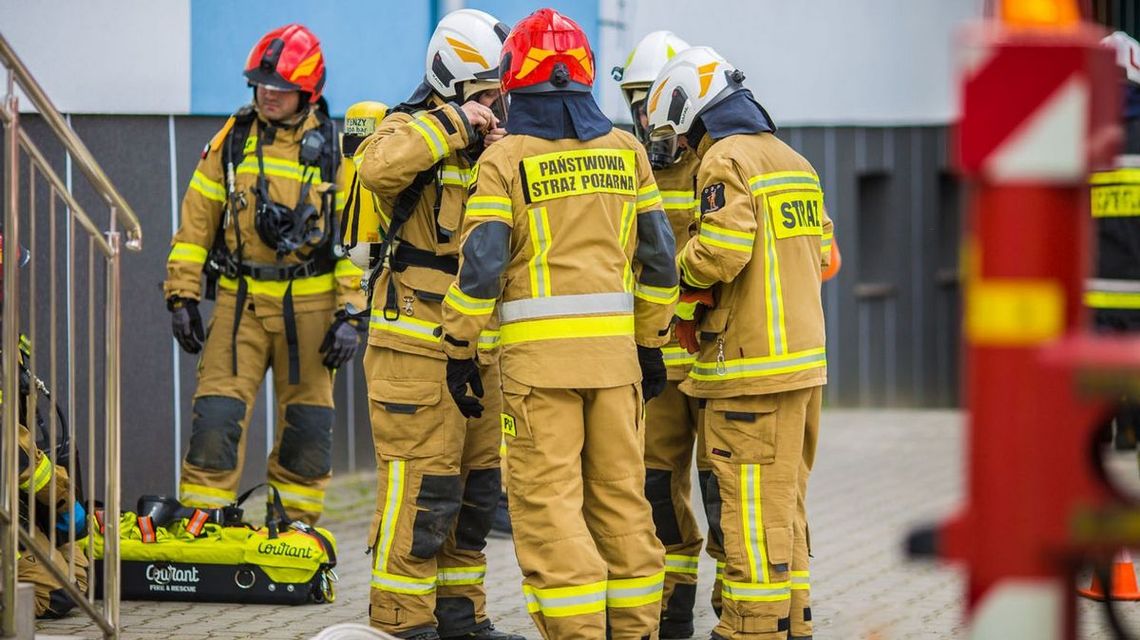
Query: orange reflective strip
187 509 209 536
138 515 156 543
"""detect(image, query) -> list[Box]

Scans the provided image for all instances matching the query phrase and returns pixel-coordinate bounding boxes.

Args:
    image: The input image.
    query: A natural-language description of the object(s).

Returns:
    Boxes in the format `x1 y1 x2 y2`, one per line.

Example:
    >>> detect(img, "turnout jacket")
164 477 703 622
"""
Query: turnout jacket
165 107 363 315
441 129 678 389
357 98 501 360
679 132 833 398
655 151 701 381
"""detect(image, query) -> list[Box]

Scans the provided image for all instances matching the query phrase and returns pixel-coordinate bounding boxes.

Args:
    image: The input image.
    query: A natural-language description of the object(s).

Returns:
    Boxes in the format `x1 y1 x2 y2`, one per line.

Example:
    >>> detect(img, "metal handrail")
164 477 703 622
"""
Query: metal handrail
0 30 142 251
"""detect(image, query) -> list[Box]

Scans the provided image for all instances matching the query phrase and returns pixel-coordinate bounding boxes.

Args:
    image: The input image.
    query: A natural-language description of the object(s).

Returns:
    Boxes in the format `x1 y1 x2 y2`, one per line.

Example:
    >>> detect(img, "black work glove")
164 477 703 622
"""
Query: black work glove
637 345 667 402
169 298 205 354
446 356 484 419
319 311 362 369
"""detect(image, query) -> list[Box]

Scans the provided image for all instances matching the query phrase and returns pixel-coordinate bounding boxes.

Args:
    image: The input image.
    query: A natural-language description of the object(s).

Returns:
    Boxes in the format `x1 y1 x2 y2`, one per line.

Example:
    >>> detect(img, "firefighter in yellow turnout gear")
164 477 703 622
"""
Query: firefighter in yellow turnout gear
441 9 677 640
353 10 522 640
616 29 712 638
649 48 833 640
164 25 365 525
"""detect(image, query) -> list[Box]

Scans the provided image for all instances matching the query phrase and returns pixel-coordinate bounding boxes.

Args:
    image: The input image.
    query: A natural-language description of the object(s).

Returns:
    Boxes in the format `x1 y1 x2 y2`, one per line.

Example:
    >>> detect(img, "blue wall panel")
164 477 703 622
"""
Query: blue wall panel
190 0 432 116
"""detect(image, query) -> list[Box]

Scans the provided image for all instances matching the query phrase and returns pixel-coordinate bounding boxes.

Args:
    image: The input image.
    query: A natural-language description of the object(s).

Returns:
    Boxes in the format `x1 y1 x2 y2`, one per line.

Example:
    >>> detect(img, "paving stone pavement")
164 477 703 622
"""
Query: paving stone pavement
32 410 1140 639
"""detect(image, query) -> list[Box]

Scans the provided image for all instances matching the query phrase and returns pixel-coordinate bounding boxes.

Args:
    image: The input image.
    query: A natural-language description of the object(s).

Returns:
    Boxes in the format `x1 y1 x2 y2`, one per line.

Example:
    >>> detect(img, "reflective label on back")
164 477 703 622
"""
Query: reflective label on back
768 191 824 239
1091 185 1140 218
521 149 637 204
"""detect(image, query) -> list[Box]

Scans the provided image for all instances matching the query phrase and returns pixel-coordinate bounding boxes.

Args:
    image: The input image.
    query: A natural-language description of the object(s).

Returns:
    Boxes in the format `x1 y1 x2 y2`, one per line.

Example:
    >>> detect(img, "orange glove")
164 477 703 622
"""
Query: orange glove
674 289 715 354
823 239 842 282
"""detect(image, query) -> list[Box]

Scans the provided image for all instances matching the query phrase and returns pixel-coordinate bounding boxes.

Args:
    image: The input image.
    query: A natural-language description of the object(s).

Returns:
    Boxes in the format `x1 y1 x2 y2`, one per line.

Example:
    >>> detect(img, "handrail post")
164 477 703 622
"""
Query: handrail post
1 84 20 638
103 217 121 640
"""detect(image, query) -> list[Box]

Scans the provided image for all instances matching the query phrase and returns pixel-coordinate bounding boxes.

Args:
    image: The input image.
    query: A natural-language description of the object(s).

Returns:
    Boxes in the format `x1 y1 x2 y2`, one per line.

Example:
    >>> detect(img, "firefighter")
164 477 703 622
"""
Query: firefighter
647 47 833 640
164 24 364 525
614 29 710 638
440 8 677 639
1091 32 1140 451
353 9 521 640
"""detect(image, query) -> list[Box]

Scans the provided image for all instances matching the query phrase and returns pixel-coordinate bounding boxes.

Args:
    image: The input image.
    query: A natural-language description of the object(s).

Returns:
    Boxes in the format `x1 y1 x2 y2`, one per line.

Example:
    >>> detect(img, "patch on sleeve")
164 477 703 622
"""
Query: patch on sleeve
467 162 480 196
701 182 726 214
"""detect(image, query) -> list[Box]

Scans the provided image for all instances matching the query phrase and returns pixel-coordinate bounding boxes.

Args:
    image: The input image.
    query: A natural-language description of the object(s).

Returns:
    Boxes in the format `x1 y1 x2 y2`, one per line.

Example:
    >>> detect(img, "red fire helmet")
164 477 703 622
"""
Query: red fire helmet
500 8 595 95
243 24 326 103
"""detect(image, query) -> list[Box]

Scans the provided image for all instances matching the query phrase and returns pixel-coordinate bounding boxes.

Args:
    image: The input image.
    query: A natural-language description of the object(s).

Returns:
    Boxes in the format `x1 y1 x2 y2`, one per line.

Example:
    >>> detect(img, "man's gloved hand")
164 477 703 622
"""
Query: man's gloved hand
446 357 484 419
320 311 363 369
169 297 205 354
637 345 667 402
57 501 88 539
674 289 715 354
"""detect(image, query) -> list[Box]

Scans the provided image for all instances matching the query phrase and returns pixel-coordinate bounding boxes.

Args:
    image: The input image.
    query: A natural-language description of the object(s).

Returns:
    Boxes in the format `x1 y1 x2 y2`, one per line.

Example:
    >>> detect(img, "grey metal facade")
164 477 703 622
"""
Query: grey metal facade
1 116 961 499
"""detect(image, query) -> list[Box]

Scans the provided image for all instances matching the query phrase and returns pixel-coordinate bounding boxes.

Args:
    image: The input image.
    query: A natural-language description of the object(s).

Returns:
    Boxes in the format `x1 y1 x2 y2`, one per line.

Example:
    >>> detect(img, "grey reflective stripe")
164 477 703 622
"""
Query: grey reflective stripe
371 572 436 593
608 581 663 599
665 556 699 569
693 350 827 377
749 174 820 191
792 575 810 586
438 568 485 582
500 292 634 323
1086 278 1140 293
700 226 754 248
723 582 791 598
526 590 606 609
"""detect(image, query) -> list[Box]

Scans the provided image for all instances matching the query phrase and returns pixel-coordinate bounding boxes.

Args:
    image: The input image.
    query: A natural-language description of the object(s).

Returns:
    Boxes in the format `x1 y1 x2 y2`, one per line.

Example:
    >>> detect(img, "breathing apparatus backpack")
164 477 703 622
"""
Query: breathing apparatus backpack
201 105 342 384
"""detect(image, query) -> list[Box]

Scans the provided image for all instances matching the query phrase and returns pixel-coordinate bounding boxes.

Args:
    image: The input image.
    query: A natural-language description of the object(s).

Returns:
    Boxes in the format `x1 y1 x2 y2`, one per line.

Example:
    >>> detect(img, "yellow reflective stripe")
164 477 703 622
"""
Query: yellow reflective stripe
236 157 321 185
679 254 715 289
634 282 679 305
444 283 496 316
665 554 700 575
179 483 236 507
467 196 514 222
700 222 755 253
1090 168 1140 184
440 165 473 187
168 242 208 266
607 572 664 608
269 481 325 514
791 570 810 590
722 578 792 602
821 232 833 256
335 259 365 280
715 561 726 580
761 208 787 354
662 346 696 368
523 581 608 617
438 565 487 586
370 312 441 344
661 190 697 211
500 315 634 345
748 171 821 196
620 202 637 292
409 115 449 162
20 454 53 493
377 460 406 573
689 347 826 381
371 570 436 595
637 185 663 212
218 273 336 297
1086 291 1140 309
528 207 553 297
741 464 766 583
478 330 500 350
189 170 226 202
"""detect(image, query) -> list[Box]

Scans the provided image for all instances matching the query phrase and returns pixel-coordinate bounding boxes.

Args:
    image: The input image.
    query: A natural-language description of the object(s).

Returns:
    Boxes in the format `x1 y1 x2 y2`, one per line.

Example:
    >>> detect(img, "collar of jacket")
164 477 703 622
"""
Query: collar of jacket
506 92 613 141
690 90 776 160
253 106 316 143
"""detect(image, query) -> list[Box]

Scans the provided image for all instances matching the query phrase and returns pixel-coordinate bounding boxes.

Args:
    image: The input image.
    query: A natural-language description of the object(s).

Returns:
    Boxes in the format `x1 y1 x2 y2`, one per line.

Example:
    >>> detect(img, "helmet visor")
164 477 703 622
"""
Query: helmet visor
647 126 678 170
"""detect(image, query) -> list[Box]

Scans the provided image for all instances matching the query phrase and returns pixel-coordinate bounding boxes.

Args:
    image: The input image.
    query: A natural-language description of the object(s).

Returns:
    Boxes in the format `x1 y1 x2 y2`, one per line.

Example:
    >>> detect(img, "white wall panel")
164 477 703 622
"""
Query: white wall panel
0 0 190 113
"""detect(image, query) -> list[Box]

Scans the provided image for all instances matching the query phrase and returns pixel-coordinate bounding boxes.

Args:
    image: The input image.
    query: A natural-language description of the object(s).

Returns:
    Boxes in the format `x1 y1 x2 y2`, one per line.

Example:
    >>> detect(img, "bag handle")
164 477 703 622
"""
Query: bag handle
233 483 291 538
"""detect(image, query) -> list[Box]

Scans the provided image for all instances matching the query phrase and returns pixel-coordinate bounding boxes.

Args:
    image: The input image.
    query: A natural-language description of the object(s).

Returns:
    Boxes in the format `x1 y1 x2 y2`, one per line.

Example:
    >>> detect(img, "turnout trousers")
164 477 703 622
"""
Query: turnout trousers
502 379 666 640
644 380 709 627
704 386 821 640
365 346 503 638
180 296 336 524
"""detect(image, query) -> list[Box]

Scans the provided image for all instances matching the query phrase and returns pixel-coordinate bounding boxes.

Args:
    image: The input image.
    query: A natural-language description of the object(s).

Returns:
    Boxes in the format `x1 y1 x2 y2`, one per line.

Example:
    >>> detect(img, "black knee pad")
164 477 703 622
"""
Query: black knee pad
279 404 334 478
186 396 245 471
646 468 682 546
39 588 76 619
411 474 462 559
455 467 500 551
700 470 724 551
